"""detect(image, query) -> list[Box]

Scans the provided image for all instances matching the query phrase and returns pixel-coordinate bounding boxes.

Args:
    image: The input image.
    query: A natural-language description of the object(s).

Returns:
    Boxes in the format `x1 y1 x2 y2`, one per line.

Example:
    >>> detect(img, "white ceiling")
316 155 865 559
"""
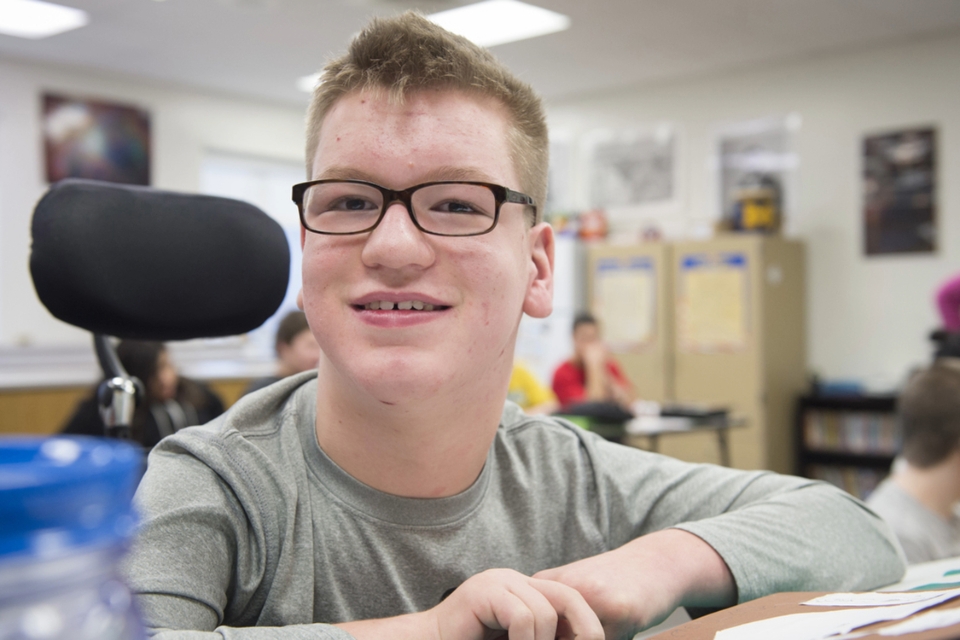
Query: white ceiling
2 0 960 106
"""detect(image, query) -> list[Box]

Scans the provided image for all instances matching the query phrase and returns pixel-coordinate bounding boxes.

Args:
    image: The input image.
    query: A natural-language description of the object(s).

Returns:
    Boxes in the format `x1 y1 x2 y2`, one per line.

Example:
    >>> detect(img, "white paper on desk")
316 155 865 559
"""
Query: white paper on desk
714 594 960 640
876 607 960 635
626 416 692 435
803 590 960 607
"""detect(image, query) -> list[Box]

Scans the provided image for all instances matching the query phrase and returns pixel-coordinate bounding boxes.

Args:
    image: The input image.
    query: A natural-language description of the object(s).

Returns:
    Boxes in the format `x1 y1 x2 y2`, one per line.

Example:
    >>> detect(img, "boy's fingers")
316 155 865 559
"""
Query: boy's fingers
527 578 604 640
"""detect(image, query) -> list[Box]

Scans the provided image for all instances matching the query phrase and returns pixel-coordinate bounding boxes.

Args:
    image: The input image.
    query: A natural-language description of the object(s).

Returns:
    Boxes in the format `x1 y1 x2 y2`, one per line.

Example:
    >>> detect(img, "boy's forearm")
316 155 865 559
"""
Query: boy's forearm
336 611 434 640
534 529 736 636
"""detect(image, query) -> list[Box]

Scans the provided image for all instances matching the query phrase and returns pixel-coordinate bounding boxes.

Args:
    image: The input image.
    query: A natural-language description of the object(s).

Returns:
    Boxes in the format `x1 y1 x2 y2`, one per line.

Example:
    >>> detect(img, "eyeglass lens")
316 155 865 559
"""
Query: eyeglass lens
300 182 498 235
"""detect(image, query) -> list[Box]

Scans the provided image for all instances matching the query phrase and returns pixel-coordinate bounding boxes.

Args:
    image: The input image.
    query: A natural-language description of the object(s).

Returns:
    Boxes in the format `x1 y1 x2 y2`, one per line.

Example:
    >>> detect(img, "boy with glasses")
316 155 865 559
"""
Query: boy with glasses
128 12 905 640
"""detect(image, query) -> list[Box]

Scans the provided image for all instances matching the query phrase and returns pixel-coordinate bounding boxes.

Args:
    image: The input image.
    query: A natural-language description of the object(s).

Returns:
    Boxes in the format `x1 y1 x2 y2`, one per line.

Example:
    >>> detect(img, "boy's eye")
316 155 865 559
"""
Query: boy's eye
434 200 481 215
328 196 379 212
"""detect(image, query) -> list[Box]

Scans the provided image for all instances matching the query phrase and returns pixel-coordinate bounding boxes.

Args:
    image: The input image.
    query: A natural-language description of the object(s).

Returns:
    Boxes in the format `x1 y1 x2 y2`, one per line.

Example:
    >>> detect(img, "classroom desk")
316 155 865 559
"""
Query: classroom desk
645 557 960 640
625 415 745 467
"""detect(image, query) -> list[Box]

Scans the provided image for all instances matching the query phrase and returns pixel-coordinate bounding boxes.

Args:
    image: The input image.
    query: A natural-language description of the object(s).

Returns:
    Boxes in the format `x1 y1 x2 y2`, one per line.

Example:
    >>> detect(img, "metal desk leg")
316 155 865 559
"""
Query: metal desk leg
648 434 660 453
717 427 731 467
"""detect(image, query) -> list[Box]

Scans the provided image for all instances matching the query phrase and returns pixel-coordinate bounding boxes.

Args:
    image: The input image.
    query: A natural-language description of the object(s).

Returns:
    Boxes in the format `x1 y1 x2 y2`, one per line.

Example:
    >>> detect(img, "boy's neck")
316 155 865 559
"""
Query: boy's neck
894 451 960 520
311 363 507 499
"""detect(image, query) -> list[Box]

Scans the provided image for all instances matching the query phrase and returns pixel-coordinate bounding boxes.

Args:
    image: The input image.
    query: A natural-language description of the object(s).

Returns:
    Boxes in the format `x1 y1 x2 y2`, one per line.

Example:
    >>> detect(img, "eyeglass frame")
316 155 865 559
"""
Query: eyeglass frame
291 179 538 237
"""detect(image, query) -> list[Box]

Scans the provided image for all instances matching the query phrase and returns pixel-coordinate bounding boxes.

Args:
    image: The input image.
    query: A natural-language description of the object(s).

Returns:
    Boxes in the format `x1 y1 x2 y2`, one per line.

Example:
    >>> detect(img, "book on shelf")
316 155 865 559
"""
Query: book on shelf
802 409 901 455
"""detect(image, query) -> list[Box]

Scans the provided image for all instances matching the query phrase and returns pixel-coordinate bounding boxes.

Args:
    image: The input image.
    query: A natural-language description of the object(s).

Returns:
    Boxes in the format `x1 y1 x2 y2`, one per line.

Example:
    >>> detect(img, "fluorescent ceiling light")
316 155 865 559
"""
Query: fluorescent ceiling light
0 0 89 39
427 0 570 48
297 73 321 93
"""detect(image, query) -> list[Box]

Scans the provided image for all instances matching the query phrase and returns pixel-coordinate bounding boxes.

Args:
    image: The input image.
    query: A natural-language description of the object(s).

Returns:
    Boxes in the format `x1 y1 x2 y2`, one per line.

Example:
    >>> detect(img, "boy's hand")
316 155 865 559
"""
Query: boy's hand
534 530 736 639
337 568 604 640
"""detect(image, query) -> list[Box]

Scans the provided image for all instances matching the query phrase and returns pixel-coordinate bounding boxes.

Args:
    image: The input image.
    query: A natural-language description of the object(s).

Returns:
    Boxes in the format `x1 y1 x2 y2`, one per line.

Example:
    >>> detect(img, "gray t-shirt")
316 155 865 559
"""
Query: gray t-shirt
127 372 905 639
867 478 960 564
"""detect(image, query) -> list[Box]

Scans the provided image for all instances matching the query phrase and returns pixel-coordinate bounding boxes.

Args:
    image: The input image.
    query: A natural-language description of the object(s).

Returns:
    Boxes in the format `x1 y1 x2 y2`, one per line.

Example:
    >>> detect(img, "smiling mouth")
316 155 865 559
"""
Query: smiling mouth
355 300 450 311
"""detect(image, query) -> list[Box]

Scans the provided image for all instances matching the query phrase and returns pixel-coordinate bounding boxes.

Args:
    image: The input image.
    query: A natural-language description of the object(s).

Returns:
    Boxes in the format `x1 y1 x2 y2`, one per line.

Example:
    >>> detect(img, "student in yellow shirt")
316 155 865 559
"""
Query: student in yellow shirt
508 362 559 415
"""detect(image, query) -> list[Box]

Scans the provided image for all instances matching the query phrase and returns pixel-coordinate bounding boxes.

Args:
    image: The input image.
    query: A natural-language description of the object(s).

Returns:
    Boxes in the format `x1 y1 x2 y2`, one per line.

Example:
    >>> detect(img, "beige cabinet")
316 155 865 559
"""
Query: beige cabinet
586 242 673 403
587 236 806 472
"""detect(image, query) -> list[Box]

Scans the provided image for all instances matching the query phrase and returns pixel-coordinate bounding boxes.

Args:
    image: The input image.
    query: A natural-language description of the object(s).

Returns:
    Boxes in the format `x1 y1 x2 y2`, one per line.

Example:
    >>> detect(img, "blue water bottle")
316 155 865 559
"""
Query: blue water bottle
0 436 144 640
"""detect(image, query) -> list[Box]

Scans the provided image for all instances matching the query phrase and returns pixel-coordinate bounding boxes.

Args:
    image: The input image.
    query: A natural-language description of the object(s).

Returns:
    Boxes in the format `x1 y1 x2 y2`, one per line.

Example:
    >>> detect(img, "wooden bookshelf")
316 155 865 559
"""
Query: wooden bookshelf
795 394 898 500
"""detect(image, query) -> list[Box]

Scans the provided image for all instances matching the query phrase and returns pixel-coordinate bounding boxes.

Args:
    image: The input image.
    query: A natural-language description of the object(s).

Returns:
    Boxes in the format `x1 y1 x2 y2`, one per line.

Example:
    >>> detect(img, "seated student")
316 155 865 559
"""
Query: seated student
244 310 321 395
508 361 559 415
126 13 905 640
867 363 960 564
62 340 224 449
552 312 635 411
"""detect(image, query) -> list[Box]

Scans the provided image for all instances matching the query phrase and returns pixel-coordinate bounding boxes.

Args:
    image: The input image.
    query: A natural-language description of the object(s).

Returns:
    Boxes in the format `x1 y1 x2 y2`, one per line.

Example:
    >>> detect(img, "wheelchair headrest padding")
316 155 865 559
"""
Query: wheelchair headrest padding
30 179 291 340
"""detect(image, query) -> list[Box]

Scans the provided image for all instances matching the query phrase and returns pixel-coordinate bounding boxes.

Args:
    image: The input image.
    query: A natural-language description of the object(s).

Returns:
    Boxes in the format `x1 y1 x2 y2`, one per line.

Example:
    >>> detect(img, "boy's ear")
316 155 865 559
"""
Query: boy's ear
522 222 554 319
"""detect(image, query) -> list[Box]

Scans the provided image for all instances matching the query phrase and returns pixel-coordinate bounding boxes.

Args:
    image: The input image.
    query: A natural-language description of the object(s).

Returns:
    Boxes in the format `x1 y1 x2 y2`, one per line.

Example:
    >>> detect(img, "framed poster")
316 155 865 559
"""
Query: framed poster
863 127 936 255
43 93 151 185
585 126 676 210
714 114 800 232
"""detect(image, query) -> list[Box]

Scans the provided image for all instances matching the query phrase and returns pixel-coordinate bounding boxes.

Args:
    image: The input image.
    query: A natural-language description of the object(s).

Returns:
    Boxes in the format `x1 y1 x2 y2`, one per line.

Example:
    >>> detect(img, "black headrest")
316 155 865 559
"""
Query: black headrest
30 179 290 341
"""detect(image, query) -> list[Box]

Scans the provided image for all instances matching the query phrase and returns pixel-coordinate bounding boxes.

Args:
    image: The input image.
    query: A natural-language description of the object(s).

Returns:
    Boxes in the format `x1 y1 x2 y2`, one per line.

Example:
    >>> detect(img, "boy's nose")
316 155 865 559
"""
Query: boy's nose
360 202 435 269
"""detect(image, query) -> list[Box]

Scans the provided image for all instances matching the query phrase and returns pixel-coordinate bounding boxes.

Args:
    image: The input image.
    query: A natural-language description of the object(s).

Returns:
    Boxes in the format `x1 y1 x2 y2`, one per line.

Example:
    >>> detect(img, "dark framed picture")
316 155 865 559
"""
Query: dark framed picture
863 127 936 256
42 93 151 186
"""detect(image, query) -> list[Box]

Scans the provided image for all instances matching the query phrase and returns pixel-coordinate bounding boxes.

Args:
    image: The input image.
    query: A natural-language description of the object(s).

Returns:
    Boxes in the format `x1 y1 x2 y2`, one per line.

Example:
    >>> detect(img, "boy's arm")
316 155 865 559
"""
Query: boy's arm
535 529 734 639
537 439 907 636
141 570 603 640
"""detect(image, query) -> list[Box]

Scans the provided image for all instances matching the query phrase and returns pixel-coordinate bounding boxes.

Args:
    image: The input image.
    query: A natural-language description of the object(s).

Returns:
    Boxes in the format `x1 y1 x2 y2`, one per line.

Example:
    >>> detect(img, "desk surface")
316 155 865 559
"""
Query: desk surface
647 590 960 640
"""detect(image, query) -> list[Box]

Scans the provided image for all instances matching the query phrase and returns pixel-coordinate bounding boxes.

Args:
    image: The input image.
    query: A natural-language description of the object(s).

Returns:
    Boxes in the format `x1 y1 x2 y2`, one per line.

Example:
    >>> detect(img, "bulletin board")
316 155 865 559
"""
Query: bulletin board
592 256 656 351
677 252 749 352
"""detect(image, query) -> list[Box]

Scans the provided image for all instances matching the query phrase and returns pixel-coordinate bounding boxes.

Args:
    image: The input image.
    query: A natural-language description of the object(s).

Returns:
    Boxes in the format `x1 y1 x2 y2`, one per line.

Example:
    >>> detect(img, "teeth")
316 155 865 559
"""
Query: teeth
363 300 437 311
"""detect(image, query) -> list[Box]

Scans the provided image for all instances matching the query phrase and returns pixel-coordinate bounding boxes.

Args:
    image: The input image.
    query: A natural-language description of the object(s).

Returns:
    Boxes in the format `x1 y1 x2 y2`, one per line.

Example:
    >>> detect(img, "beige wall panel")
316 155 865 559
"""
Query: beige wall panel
0 378 252 438
0 386 89 436
627 431 726 465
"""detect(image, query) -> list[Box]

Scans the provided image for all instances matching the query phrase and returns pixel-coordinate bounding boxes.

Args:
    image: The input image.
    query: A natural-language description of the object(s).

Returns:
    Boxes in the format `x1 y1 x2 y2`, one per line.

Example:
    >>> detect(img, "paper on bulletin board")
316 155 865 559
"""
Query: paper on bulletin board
678 253 749 352
593 256 656 350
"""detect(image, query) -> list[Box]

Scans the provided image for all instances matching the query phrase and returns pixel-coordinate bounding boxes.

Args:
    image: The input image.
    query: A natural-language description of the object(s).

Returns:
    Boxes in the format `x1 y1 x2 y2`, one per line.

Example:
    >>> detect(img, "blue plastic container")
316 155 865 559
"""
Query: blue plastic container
0 437 144 640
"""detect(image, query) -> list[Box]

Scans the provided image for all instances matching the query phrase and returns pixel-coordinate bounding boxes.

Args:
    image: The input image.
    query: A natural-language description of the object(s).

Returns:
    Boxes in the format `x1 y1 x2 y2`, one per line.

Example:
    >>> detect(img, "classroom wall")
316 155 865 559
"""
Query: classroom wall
546 32 960 392
2 32 959 392
0 56 307 349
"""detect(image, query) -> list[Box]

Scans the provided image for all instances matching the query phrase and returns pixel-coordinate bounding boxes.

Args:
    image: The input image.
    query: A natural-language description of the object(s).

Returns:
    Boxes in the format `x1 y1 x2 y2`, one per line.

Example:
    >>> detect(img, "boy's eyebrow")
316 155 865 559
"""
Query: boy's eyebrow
316 165 501 185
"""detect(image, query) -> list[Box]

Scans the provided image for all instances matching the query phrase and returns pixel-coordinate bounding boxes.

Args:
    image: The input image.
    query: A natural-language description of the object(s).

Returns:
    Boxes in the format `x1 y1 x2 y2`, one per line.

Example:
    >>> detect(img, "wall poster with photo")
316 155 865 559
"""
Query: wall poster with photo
714 115 800 234
862 127 936 256
42 93 151 186
585 126 677 211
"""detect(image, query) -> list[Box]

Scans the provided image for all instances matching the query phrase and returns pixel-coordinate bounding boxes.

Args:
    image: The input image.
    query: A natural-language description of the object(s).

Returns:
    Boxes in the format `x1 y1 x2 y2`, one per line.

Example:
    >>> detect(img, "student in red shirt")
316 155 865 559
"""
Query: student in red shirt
552 312 635 410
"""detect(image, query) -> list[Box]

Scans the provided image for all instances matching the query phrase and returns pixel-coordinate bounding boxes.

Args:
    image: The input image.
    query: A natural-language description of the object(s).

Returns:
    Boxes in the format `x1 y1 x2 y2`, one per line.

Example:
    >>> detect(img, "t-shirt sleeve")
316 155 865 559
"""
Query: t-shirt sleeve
126 434 354 639
581 437 906 603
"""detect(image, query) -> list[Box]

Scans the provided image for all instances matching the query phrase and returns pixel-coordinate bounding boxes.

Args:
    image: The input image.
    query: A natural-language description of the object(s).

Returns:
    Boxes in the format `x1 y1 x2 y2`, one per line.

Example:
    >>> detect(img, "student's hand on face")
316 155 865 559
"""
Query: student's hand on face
426 568 604 640
581 341 608 368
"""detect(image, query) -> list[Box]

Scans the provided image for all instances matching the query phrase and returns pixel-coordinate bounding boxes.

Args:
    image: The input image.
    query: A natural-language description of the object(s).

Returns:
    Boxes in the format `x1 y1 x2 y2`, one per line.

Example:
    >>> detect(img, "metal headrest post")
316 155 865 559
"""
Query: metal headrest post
93 334 143 440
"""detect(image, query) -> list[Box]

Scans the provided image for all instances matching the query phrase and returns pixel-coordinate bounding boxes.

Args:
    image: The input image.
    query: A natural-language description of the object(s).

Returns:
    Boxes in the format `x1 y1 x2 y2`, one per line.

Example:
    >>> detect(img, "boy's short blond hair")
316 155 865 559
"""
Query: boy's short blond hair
304 11 548 224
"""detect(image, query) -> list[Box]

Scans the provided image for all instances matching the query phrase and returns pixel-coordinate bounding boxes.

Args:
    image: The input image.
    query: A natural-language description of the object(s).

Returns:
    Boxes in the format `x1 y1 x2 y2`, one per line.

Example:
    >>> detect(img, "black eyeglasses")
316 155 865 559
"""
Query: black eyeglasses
292 179 537 237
